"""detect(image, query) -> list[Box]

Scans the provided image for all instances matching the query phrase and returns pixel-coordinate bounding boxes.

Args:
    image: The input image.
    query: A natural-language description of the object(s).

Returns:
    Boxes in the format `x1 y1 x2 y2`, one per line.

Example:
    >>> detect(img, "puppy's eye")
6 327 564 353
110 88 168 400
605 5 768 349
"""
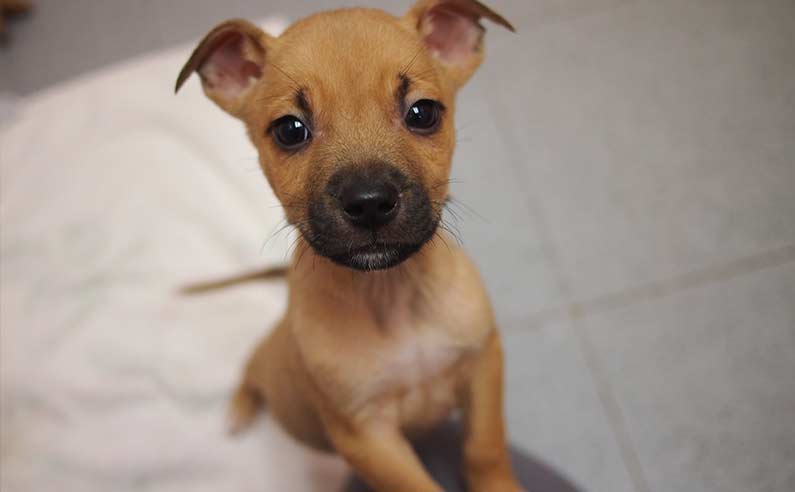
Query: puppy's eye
405 99 442 134
271 115 311 150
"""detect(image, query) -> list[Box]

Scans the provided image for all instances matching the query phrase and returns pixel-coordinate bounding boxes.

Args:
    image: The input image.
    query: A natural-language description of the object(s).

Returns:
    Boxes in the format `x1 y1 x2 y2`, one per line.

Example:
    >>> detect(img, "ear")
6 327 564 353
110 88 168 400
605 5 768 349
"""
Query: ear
175 19 272 116
404 0 514 88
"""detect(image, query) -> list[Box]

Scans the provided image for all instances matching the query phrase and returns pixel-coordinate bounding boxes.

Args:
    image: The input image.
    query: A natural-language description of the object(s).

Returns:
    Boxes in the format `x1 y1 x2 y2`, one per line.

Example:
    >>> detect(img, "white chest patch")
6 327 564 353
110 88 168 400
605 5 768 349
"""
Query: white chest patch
380 327 462 388
345 272 489 417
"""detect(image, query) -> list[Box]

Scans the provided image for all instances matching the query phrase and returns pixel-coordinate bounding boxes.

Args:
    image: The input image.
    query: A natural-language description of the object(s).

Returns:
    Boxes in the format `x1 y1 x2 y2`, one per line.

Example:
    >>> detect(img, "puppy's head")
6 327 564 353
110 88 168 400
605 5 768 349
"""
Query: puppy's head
176 0 513 271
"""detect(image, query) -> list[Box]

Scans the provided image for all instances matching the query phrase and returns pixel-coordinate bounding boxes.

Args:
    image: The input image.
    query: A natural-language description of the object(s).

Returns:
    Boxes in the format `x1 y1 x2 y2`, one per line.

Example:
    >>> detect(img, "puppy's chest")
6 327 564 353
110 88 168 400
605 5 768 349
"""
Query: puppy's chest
344 299 487 418
377 320 464 389
353 316 477 427
304 282 491 421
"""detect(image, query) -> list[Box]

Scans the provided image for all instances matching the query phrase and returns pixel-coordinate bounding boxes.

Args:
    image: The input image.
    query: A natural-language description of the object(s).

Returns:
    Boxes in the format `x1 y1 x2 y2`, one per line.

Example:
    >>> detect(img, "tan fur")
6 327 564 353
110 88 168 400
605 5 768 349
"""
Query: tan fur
0 0 31 35
177 2 520 491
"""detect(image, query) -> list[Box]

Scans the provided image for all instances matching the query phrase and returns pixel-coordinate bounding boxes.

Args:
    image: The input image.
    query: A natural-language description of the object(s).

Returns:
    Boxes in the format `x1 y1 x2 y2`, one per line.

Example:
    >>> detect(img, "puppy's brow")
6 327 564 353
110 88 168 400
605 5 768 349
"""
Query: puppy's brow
396 74 411 105
293 88 316 129
295 89 311 115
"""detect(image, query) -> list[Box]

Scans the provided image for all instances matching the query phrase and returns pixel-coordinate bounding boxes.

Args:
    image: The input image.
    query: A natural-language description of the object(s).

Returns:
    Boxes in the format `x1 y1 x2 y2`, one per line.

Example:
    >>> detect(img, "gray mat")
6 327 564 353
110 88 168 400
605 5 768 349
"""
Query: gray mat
342 421 583 492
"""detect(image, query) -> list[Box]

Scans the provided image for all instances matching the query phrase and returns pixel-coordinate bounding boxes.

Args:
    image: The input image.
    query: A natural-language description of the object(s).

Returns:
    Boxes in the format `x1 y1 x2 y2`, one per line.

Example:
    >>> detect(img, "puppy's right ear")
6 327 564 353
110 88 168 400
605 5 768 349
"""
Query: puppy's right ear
175 19 272 116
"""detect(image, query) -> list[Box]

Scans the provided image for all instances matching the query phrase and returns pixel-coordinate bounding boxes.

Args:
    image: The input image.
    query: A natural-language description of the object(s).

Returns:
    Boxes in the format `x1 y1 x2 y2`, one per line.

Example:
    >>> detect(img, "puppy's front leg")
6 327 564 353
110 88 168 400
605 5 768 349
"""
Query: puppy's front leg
322 412 442 492
461 331 523 492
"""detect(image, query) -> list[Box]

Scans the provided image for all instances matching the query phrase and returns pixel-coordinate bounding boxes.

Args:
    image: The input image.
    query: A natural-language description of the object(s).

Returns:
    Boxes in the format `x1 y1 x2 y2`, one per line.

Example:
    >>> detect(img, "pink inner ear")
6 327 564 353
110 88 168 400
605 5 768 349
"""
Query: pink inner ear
423 7 484 64
198 33 262 98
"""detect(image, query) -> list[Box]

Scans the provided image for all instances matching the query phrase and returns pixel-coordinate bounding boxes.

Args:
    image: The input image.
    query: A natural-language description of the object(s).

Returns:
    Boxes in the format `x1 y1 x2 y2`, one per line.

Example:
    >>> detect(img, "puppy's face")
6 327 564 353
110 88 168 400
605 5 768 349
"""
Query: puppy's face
177 1 512 270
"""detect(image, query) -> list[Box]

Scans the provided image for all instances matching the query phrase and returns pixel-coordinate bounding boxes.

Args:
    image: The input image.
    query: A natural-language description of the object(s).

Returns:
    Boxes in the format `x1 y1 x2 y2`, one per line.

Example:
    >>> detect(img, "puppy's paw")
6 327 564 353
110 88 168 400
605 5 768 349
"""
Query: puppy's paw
467 474 525 492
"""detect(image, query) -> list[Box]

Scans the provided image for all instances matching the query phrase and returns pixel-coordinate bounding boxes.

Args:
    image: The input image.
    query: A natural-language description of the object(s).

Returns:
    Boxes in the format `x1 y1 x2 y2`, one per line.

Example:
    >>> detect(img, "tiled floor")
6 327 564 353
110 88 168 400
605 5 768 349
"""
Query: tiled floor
581 261 795 492
2 1 794 492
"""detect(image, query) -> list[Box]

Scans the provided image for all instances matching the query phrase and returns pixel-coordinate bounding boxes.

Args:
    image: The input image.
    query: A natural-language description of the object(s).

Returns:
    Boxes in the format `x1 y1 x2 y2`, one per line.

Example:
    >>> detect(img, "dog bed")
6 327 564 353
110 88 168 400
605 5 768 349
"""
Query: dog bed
0 17 355 492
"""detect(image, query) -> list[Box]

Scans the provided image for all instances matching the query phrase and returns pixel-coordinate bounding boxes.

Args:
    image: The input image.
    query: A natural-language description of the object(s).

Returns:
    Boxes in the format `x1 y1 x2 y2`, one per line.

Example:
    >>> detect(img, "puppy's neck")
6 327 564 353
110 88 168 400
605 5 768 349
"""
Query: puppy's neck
290 234 457 322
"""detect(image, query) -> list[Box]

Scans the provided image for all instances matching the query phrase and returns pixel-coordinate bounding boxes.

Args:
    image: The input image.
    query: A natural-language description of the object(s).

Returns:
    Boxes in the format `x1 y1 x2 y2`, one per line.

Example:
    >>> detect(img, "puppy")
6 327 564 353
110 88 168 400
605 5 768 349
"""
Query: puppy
176 2 520 491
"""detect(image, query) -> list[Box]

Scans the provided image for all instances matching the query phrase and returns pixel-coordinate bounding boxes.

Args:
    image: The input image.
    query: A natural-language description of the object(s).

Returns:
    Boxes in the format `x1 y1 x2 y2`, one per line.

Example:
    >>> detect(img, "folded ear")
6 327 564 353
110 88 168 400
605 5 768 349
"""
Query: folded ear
175 19 272 116
404 0 514 88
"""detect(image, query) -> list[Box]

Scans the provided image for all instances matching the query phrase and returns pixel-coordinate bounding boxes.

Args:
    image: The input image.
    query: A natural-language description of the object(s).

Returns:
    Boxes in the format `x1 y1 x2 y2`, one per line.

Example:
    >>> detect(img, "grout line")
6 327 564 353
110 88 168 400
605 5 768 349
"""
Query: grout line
567 243 795 319
482 43 794 492
569 318 653 492
487 82 651 492
507 242 795 492
480 81 787 492
510 243 795 330
558 244 795 492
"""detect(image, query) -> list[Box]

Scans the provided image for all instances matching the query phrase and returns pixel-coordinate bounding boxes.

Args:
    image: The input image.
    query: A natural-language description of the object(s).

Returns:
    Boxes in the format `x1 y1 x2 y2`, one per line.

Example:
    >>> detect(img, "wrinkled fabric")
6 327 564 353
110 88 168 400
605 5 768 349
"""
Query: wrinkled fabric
0 17 351 492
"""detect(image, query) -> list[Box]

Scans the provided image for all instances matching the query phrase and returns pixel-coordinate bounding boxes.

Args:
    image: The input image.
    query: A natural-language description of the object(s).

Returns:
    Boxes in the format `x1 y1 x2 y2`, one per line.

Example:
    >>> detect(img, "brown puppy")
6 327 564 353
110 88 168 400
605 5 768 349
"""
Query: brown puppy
176 2 520 491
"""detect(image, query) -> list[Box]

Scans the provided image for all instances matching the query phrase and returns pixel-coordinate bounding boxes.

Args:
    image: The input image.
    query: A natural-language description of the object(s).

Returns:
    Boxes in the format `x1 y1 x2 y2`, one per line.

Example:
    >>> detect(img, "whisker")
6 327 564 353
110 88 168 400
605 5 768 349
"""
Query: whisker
429 178 462 191
433 230 453 253
261 219 293 253
449 196 488 222
399 43 426 76
443 203 464 225
269 62 302 92
295 239 312 269
284 232 304 262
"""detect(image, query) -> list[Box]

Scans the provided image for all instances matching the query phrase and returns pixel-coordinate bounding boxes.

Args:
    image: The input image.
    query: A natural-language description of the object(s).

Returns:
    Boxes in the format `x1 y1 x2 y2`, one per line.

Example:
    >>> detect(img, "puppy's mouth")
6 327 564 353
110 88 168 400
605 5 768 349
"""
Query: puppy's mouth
301 215 439 271
326 240 430 271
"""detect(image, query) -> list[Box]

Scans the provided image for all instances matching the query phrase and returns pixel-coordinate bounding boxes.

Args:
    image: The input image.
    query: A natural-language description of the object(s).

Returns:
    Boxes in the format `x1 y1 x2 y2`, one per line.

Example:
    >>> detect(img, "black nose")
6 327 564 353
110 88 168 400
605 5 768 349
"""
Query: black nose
340 182 400 229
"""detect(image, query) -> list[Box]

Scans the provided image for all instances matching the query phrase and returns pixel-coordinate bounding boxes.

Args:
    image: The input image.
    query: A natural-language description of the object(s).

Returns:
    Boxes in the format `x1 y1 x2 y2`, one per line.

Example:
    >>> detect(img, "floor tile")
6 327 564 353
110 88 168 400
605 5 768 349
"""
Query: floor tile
503 320 637 492
451 80 566 322
482 0 795 301
582 263 795 492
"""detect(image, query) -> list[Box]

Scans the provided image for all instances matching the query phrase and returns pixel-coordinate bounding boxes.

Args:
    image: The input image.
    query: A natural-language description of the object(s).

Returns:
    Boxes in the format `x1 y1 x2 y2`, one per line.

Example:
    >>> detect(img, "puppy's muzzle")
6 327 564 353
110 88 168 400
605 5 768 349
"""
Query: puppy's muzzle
305 162 437 271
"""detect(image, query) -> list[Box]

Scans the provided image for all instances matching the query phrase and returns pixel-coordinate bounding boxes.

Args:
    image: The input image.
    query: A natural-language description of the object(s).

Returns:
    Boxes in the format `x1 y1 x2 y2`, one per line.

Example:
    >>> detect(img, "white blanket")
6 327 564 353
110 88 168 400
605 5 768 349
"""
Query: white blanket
0 17 350 492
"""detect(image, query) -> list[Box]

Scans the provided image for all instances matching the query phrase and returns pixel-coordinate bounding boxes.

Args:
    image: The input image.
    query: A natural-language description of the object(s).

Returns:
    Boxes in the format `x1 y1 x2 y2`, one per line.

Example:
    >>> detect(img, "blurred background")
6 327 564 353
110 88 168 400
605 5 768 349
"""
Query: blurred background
1 1 794 492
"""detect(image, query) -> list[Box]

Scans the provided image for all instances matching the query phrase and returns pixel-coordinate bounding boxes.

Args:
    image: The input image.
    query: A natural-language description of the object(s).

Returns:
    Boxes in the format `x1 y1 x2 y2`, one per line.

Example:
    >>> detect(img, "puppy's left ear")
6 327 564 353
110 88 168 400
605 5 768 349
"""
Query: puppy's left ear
404 0 514 88
175 19 272 117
